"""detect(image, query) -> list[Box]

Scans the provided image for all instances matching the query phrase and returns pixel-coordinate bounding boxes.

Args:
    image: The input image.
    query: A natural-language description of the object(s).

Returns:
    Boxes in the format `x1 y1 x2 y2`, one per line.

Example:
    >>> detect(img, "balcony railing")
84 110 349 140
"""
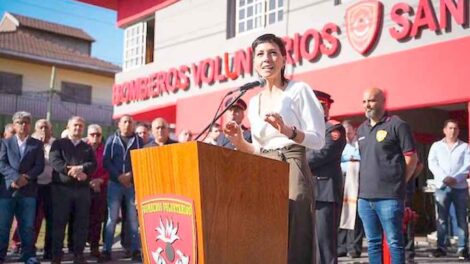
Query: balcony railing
0 93 113 125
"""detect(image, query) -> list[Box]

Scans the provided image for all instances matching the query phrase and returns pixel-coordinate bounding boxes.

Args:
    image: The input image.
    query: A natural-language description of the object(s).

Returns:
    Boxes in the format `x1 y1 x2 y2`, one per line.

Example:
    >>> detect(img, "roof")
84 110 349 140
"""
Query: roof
9 12 95 42
77 0 117 10
0 30 120 75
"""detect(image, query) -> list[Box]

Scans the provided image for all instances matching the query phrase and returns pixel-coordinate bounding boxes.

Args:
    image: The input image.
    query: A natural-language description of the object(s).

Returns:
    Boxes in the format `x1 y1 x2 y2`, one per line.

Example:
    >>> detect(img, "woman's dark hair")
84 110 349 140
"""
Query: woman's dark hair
251 33 288 85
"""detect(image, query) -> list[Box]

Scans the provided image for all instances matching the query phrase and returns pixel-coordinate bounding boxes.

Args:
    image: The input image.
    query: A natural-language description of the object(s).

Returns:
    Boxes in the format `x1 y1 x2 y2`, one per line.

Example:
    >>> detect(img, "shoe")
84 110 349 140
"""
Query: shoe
73 254 88 264
427 231 437 242
131 250 142 262
90 246 101 258
98 251 111 263
337 251 347 257
458 248 469 260
25 257 41 264
430 248 447 258
348 251 361 258
51 256 62 264
42 252 52 261
123 249 132 258
10 245 21 254
406 251 415 260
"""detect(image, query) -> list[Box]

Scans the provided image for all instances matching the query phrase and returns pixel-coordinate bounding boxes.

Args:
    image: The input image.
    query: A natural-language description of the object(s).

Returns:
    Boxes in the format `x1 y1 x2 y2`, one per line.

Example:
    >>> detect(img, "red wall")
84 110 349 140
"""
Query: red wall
116 0 179 26
173 36 470 133
118 36 470 135
300 36 470 118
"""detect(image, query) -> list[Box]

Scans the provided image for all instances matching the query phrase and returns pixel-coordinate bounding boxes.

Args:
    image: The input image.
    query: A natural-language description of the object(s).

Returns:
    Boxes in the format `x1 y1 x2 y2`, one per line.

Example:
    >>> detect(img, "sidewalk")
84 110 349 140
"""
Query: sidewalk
4 242 139 264
339 235 469 263
4 235 467 263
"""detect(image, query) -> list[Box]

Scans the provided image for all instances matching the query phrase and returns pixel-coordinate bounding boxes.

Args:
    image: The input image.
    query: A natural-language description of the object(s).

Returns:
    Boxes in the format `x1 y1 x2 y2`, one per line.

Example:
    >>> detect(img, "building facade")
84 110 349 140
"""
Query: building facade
79 0 469 141
0 12 120 131
80 0 470 237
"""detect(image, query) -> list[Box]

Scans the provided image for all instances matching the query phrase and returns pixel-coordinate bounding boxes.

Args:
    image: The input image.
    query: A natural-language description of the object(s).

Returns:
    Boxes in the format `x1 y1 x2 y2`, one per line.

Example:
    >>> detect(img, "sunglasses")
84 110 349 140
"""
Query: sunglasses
89 133 102 137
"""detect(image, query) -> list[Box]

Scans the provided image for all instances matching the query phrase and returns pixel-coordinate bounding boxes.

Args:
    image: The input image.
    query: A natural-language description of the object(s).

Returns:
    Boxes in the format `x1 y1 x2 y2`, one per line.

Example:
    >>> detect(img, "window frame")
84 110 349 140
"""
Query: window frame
122 17 156 71
60 81 92 105
123 22 147 71
233 0 285 36
0 71 22 95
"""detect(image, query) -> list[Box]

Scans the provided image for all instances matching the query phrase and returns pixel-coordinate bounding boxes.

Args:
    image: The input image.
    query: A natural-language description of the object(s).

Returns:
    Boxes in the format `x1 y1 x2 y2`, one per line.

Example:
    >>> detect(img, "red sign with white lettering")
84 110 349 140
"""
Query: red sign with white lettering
112 0 469 106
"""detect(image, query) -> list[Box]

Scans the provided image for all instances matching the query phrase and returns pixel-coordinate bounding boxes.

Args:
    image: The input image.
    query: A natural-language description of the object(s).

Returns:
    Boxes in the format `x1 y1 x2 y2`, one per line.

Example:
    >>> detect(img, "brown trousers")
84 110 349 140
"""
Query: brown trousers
261 144 316 264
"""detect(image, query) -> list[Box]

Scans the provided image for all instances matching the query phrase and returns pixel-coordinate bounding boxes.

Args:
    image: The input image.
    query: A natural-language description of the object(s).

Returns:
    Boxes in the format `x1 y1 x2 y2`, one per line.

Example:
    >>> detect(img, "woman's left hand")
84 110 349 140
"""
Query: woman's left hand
265 112 290 136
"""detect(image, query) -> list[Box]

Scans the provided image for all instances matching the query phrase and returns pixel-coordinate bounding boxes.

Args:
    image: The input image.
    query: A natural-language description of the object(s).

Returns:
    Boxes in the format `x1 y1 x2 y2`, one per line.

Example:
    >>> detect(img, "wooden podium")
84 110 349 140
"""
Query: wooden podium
131 141 289 264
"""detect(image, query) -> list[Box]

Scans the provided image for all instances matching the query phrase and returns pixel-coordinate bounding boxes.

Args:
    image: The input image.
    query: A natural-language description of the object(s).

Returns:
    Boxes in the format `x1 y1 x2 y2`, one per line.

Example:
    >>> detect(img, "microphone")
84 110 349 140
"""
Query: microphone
227 78 266 95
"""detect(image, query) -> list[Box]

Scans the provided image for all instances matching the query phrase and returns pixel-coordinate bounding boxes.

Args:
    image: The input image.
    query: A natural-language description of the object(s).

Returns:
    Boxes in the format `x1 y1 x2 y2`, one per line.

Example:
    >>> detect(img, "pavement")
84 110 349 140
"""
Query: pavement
4 235 470 263
4 243 139 264
339 236 469 264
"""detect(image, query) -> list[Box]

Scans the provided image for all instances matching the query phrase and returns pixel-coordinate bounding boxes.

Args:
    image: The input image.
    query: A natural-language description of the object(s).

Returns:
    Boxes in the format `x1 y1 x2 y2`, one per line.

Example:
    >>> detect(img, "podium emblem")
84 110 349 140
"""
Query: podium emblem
141 195 196 264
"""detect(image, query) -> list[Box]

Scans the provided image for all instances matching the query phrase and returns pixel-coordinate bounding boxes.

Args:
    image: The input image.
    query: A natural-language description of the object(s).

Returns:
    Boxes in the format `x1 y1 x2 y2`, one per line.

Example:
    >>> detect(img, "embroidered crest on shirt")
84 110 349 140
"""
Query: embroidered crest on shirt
376 130 387 142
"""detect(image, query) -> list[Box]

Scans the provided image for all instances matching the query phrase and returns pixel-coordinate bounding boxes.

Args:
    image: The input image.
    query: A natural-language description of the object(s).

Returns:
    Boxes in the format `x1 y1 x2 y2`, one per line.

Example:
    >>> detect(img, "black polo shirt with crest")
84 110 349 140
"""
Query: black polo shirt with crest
357 114 415 199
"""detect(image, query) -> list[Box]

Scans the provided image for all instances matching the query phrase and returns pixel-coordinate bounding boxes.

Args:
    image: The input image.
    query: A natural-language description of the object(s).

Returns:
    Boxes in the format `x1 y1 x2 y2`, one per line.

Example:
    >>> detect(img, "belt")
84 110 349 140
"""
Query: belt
260 146 289 153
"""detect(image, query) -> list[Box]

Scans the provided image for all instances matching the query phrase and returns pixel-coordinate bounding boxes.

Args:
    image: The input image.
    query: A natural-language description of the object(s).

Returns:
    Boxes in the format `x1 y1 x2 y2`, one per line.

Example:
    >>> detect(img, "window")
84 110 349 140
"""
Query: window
231 0 284 36
0 71 22 95
61 82 92 105
123 18 155 71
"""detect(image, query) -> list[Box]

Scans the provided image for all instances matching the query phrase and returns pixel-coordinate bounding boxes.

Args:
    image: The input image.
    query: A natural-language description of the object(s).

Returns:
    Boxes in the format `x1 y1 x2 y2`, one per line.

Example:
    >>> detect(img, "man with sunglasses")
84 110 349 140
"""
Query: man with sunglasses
86 124 108 259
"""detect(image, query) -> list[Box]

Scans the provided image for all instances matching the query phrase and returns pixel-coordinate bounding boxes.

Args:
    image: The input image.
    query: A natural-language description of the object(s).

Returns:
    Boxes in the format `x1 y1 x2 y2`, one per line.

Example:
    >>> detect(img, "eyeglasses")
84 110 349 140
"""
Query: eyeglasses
14 120 30 125
89 133 102 137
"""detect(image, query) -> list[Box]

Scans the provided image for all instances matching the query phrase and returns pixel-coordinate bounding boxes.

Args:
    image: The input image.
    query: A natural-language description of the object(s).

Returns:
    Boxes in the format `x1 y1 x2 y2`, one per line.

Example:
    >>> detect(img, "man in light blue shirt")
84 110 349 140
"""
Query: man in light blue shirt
428 119 470 260
340 121 360 174
337 120 363 259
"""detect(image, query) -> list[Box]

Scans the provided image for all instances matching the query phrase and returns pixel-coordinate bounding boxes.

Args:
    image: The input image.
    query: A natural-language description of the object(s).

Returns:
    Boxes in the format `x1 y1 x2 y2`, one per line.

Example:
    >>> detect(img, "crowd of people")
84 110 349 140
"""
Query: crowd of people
0 33 469 264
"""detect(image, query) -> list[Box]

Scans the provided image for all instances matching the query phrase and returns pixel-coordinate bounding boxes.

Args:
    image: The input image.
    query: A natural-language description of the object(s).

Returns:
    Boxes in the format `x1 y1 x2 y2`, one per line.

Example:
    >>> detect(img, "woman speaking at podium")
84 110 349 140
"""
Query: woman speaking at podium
224 33 325 264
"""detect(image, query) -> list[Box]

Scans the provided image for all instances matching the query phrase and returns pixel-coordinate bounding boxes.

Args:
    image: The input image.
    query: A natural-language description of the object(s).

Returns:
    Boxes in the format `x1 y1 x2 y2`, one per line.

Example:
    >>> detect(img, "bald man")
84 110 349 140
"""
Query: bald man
356 88 417 264
145 118 178 147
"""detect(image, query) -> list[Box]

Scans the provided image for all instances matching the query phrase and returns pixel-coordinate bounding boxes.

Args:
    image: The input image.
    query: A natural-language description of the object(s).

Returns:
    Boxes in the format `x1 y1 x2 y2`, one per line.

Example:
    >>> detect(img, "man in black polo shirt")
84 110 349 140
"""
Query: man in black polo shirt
357 88 417 264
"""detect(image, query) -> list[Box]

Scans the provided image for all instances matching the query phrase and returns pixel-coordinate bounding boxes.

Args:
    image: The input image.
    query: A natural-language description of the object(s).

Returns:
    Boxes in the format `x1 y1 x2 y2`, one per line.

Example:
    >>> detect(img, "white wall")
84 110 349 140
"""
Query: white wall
114 0 470 116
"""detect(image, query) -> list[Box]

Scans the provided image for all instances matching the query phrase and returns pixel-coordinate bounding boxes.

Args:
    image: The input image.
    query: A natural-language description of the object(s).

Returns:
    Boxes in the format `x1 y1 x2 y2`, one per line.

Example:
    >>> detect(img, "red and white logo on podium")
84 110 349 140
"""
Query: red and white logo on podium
345 0 383 55
140 195 196 264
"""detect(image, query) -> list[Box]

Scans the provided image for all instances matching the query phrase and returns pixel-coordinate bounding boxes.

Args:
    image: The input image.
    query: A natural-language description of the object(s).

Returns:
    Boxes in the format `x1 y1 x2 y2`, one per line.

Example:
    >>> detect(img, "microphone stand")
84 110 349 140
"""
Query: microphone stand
195 89 248 141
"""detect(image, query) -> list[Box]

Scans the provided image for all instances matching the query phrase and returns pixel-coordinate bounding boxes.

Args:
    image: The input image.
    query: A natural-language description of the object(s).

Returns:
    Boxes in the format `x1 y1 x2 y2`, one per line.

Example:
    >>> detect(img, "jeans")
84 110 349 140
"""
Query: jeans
0 196 36 262
435 187 469 251
104 181 140 252
358 198 405 264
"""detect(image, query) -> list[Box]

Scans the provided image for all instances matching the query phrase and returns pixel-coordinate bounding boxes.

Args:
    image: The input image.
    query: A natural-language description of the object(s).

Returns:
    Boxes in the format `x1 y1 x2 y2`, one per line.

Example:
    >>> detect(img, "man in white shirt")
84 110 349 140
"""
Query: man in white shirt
428 119 470 260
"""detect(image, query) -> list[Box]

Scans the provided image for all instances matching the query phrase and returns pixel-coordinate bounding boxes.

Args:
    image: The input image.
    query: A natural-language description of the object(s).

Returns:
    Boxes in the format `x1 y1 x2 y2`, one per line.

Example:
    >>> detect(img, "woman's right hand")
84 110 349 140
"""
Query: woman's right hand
224 121 243 146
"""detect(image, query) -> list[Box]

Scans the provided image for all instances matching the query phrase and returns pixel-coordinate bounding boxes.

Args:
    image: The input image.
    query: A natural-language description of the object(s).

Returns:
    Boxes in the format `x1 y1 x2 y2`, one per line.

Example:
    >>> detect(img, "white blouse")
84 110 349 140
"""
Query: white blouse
248 81 325 153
